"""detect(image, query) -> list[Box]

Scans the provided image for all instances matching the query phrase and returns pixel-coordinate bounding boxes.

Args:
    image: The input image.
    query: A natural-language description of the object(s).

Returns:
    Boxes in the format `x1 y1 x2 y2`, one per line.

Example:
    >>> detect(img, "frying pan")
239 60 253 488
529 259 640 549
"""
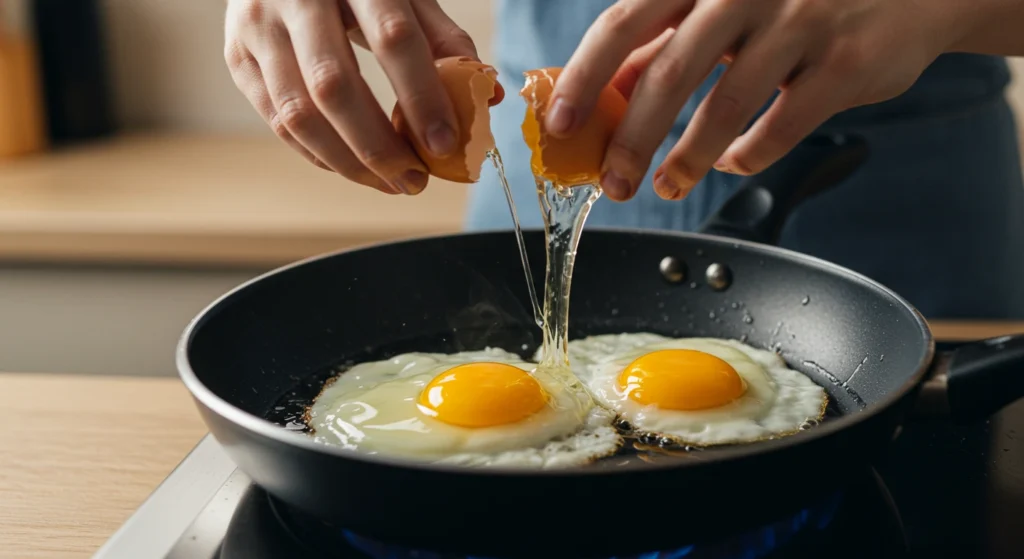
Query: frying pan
177 134 1024 558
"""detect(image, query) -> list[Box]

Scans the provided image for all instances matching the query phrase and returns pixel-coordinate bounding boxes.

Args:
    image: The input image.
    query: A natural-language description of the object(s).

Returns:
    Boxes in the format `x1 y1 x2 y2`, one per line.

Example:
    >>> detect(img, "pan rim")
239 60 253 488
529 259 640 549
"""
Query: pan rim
175 227 936 477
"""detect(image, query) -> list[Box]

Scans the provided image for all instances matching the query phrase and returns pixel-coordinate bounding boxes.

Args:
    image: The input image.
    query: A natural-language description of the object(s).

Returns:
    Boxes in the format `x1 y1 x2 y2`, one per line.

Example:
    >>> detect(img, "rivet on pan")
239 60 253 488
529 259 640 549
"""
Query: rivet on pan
705 263 732 291
659 257 687 284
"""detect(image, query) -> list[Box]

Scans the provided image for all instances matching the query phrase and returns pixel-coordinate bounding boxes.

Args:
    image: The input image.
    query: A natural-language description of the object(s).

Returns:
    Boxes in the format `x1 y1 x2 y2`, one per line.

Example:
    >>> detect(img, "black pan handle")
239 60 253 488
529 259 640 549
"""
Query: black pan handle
916 334 1024 423
697 133 870 245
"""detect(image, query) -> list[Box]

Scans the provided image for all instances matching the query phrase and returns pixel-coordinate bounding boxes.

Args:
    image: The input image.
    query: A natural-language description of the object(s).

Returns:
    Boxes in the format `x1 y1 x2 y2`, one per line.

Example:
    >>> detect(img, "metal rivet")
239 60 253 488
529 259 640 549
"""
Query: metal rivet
659 256 687 284
705 263 732 291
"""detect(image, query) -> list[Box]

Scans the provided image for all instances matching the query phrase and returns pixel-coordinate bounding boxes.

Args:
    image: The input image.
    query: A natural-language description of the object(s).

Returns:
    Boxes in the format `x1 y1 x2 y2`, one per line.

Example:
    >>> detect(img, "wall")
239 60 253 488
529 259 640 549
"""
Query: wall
99 0 495 132
96 0 1024 142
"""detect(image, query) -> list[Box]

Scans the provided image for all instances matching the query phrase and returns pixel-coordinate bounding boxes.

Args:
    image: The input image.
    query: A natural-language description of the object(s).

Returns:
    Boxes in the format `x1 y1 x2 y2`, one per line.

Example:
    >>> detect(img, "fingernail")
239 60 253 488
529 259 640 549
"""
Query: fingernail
426 122 458 157
545 98 576 135
600 169 633 201
653 171 683 200
393 169 428 195
713 158 731 173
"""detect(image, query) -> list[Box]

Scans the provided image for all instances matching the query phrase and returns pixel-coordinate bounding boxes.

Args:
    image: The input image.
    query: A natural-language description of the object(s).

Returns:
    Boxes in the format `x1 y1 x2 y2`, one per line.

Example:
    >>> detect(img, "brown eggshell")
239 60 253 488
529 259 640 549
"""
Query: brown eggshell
520 67 628 187
392 56 503 183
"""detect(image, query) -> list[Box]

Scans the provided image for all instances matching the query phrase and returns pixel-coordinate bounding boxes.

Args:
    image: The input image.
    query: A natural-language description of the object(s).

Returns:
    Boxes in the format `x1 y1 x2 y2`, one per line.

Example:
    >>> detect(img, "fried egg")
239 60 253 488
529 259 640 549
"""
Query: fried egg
553 334 828 447
306 348 621 468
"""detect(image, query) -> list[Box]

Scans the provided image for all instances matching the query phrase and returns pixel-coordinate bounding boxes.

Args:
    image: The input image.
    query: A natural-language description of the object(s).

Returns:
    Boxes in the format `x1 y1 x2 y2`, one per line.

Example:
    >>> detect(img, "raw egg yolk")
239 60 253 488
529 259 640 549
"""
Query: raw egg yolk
617 350 746 410
418 363 548 428
519 67 627 187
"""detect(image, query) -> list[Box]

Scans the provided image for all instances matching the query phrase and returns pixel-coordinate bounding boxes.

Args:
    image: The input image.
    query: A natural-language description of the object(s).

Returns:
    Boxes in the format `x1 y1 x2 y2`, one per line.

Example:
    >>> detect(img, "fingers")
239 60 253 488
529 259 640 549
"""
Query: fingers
346 1 501 104
600 2 745 201
280 0 430 194
609 27 675 100
547 0 694 139
224 41 326 170
718 66 849 175
655 31 804 199
348 0 460 158
242 31 399 194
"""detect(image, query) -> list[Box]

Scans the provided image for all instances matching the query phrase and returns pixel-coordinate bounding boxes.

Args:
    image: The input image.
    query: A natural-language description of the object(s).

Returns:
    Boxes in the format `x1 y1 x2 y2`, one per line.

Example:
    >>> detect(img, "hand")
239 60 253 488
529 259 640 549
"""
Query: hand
224 0 480 195
547 0 955 201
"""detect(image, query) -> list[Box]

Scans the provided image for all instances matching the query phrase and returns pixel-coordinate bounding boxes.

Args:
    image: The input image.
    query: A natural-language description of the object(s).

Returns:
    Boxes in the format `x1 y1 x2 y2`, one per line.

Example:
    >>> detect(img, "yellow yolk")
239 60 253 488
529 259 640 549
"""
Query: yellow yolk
617 350 746 410
418 363 548 428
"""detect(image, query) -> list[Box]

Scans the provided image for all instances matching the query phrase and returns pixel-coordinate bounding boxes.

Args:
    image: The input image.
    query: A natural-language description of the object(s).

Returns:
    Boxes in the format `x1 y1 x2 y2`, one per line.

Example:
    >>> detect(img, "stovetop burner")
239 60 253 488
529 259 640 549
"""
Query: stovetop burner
333 492 842 559
216 469 905 559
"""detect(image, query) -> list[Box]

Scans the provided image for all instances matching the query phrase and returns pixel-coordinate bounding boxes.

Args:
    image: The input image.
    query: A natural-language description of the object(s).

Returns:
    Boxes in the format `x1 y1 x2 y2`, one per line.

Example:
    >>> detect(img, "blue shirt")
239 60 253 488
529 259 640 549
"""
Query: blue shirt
464 0 1024 319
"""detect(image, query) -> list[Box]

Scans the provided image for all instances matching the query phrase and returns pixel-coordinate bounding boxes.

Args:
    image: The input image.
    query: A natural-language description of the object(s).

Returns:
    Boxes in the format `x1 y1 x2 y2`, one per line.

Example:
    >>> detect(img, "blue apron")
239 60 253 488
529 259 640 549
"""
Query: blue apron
464 0 1024 319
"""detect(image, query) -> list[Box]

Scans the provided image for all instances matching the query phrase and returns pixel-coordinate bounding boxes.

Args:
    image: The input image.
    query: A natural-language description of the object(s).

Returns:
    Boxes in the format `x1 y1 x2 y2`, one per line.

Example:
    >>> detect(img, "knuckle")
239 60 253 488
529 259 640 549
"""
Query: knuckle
605 139 650 178
375 15 418 53
356 146 401 171
233 0 267 27
268 113 291 140
705 91 746 124
307 59 351 102
644 58 687 90
276 97 317 133
223 41 251 71
596 4 637 35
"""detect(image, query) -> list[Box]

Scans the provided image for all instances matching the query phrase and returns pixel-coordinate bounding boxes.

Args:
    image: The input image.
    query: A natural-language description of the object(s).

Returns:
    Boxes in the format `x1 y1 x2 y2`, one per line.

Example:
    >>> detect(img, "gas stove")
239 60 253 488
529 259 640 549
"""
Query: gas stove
95 345 1024 559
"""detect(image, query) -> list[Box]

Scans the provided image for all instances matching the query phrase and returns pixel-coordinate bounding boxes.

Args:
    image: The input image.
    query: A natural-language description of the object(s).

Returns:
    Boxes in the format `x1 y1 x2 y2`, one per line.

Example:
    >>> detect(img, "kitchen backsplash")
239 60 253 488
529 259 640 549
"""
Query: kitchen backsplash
96 0 1024 140
97 0 492 133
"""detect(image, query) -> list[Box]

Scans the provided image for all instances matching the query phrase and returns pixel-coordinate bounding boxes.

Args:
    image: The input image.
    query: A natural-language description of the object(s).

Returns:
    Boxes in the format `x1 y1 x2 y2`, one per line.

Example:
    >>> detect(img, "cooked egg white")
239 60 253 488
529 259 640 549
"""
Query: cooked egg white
306 348 620 468
552 334 828 447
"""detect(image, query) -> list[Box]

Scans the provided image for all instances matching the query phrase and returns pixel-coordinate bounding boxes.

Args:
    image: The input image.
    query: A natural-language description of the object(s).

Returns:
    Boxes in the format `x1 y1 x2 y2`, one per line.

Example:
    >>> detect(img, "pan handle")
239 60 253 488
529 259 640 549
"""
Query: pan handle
697 133 869 245
917 334 1024 423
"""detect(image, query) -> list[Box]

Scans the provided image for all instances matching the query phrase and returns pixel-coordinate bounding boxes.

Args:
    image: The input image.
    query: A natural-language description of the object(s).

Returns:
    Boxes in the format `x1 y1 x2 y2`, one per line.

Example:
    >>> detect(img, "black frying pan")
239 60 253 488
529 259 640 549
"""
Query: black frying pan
177 135 1024 558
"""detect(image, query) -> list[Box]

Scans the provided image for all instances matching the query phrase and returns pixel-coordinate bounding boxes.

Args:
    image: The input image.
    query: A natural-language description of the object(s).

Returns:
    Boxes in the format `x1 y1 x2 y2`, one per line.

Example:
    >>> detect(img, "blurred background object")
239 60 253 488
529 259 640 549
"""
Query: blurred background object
0 0 1020 379
31 0 115 145
0 0 47 158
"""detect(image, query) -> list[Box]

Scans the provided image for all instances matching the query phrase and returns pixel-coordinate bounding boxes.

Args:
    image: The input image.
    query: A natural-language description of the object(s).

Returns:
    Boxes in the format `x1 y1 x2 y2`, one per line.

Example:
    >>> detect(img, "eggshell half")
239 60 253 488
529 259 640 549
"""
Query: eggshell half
392 56 503 183
520 67 628 187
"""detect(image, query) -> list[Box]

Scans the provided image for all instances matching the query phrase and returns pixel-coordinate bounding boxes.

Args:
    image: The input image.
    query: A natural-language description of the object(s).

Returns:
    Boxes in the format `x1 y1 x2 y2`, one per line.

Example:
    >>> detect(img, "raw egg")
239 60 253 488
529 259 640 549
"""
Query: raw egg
392 56 504 183
520 67 628 187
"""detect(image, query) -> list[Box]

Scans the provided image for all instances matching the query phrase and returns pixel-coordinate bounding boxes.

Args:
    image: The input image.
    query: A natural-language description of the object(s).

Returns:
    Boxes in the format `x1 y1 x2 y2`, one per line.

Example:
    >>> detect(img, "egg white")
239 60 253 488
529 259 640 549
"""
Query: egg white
557 334 828 447
306 348 621 468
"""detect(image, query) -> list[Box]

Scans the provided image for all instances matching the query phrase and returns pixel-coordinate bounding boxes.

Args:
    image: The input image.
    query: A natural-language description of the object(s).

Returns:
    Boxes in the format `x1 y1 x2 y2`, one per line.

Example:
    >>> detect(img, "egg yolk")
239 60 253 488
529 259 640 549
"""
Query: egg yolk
519 67 627 187
617 350 746 410
418 363 548 428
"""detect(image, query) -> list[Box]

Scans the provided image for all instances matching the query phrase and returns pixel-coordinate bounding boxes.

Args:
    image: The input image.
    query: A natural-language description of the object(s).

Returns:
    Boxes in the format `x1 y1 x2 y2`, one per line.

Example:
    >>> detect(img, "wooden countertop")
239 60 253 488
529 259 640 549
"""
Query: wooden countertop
0 133 471 267
2 320 1024 558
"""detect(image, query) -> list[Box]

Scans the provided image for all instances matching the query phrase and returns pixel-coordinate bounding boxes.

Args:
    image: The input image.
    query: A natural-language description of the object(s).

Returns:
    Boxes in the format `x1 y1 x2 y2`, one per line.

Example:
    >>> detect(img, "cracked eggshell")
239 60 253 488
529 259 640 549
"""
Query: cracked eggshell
392 56 504 184
520 67 628 187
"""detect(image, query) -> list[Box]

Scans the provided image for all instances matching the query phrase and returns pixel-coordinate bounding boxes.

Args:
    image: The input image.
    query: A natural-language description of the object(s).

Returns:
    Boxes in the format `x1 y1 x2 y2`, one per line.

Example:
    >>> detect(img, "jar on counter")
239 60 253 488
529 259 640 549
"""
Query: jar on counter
31 0 114 145
0 0 47 159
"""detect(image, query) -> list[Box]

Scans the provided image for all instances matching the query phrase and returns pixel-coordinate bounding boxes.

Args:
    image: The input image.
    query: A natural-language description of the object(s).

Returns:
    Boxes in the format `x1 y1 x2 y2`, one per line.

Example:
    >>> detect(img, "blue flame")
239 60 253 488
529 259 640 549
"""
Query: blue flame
342 491 843 559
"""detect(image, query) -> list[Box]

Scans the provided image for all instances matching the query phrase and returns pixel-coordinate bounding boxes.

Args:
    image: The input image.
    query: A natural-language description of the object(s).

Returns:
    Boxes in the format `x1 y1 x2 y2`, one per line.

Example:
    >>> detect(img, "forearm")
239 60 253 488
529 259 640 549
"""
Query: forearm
944 0 1024 55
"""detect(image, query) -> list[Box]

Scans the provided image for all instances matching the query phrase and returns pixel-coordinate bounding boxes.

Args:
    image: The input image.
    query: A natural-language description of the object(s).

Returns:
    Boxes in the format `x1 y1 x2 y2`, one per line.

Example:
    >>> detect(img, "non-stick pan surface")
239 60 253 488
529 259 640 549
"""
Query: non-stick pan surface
177 136 1024 557
179 229 936 556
